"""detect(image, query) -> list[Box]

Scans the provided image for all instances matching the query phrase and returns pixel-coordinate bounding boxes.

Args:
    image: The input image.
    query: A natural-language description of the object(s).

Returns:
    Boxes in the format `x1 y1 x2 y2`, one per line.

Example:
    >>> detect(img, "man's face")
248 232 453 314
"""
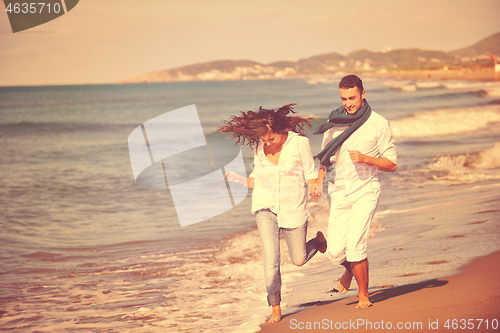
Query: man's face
339 86 366 114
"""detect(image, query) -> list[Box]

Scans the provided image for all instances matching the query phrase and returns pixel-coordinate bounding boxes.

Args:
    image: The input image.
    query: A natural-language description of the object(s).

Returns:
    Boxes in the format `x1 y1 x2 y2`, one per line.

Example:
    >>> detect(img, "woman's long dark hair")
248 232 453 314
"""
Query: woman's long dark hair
218 103 314 148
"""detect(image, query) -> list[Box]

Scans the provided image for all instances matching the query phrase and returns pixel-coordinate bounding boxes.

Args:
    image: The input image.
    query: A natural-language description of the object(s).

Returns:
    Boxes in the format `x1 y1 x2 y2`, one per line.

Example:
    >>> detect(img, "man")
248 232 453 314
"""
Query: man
314 74 397 308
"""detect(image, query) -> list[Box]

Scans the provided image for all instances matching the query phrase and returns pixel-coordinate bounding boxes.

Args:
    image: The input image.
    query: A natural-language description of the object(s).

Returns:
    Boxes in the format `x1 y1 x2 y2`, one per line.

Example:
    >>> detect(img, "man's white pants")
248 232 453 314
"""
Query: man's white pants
326 182 380 264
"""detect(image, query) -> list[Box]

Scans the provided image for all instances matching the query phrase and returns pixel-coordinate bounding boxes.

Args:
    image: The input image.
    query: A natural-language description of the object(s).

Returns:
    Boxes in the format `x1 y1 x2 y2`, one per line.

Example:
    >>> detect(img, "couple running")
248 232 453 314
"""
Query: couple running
218 74 397 323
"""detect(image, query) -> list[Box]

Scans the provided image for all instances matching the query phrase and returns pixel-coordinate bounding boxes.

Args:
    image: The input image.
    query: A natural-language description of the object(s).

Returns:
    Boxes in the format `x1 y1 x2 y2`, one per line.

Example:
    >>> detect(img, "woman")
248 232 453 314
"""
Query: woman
218 103 327 323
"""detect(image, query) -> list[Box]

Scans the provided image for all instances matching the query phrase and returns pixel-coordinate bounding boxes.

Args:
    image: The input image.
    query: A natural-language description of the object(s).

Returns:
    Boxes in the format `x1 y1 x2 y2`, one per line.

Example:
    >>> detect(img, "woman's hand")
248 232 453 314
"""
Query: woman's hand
224 171 248 187
307 180 322 201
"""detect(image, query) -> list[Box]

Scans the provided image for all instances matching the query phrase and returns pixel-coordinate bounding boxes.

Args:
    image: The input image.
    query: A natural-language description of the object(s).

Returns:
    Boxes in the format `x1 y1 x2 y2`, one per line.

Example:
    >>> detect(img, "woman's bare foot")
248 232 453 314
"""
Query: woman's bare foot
335 270 353 294
316 231 327 253
268 304 281 323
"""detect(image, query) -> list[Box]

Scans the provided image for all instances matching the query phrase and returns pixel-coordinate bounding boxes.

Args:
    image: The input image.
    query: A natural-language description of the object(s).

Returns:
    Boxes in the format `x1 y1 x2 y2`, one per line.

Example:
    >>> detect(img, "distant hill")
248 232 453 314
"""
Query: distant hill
118 31 500 84
450 31 500 58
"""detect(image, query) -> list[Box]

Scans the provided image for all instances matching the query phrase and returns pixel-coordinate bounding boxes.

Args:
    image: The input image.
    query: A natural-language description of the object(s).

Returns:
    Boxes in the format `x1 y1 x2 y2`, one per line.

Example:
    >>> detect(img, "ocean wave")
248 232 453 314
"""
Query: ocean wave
427 142 500 183
442 81 500 91
484 86 500 97
415 81 441 89
442 82 500 98
383 80 440 92
382 80 417 92
390 105 500 138
384 80 500 97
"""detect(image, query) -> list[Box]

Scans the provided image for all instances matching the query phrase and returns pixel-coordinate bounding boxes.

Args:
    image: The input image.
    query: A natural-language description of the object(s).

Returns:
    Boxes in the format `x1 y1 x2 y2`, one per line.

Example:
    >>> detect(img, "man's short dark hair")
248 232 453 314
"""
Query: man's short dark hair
339 74 364 92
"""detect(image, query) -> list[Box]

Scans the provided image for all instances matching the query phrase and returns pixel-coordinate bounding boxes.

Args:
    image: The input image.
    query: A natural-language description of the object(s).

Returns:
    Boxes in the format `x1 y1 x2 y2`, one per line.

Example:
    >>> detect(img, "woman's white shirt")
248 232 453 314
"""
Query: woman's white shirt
249 132 318 228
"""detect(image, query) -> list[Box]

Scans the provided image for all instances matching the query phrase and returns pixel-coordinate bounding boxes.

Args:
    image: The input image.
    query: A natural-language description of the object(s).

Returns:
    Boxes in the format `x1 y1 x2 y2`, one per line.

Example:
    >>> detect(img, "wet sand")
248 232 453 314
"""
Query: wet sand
259 250 500 332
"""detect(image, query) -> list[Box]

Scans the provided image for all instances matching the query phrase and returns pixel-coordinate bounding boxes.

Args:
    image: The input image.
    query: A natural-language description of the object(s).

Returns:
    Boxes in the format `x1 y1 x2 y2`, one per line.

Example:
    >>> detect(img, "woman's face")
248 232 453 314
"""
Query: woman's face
260 130 283 148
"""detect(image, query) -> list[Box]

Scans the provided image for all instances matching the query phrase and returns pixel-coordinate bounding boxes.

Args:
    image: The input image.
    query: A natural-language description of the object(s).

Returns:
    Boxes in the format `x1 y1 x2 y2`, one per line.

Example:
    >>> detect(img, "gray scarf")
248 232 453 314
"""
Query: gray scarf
314 100 371 167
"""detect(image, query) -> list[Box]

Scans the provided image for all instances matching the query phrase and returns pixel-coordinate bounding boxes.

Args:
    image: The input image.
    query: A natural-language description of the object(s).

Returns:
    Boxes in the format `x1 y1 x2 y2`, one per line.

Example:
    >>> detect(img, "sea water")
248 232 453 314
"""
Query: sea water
0 78 499 332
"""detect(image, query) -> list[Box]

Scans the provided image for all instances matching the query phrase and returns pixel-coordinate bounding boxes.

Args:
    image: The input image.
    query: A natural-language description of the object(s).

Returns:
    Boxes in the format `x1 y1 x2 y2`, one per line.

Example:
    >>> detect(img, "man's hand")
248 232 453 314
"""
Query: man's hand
347 150 397 172
348 150 366 164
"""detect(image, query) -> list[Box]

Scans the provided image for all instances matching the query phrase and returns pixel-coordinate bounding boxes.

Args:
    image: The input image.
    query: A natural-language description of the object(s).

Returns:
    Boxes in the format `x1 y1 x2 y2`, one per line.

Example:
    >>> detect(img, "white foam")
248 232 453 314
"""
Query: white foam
391 105 500 138
415 81 441 88
123 226 306 332
382 80 413 89
485 86 500 97
440 81 500 98
145 195 382 332
443 81 500 90
427 142 500 183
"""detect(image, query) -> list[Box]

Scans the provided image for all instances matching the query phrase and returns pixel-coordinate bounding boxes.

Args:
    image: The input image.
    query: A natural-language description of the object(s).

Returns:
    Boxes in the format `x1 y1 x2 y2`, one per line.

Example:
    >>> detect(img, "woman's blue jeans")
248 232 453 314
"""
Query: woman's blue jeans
256 209 320 306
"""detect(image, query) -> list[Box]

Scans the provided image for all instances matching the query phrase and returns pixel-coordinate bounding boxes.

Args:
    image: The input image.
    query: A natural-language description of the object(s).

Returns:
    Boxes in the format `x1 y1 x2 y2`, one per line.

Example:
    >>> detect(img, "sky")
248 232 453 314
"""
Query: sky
0 0 499 86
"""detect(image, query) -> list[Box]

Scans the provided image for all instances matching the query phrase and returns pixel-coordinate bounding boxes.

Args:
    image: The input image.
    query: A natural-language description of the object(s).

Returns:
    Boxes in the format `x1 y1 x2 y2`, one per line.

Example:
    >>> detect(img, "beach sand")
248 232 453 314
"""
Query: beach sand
365 68 498 82
259 250 500 332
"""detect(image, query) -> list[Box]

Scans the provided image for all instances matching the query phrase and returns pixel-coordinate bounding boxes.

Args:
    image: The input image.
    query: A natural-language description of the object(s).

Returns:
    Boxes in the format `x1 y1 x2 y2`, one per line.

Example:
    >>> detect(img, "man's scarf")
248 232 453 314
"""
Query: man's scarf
314 100 372 167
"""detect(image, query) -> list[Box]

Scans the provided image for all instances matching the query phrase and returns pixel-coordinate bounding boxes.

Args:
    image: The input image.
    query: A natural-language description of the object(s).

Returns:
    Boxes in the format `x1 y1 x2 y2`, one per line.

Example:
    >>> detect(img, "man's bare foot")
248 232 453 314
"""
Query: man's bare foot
355 295 373 309
351 258 371 308
334 270 353 294
316 231 327 254
268 304 281 323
